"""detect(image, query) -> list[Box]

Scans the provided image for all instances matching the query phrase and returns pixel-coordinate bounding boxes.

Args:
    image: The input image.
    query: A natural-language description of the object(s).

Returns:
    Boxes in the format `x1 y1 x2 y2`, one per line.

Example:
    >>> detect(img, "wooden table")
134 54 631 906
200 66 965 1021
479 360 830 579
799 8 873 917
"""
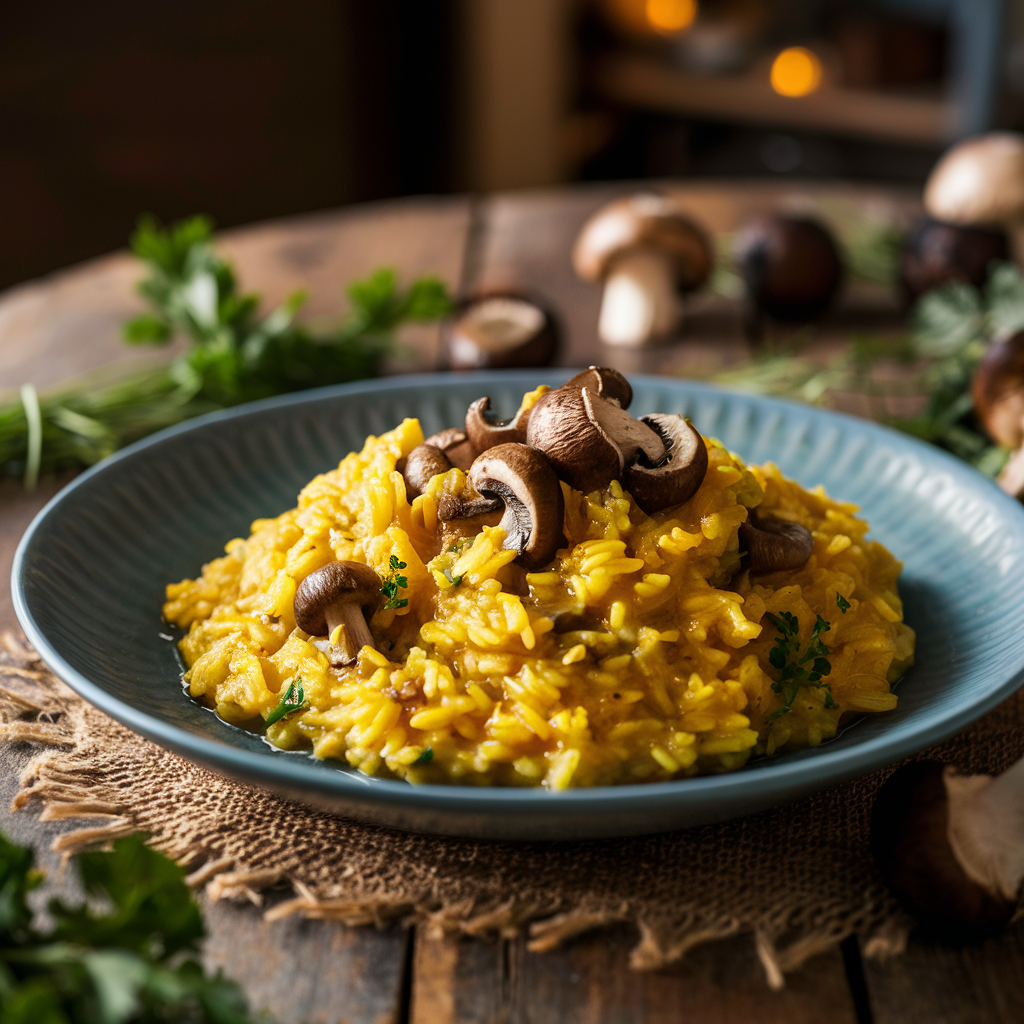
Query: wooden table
2 182 1022 1024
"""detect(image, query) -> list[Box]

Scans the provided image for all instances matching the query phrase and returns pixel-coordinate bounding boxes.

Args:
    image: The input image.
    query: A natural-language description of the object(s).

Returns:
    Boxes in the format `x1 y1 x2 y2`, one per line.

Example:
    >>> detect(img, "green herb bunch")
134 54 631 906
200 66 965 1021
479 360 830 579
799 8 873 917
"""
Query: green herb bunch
0 831 254 1023
765 611 837 719
2 216 452 488
380 555 409 610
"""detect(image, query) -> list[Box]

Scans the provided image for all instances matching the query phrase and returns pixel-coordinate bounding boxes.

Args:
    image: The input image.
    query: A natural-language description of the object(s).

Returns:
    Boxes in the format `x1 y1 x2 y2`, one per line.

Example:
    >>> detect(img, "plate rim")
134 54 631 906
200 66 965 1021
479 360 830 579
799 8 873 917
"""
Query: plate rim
13 370 1024 822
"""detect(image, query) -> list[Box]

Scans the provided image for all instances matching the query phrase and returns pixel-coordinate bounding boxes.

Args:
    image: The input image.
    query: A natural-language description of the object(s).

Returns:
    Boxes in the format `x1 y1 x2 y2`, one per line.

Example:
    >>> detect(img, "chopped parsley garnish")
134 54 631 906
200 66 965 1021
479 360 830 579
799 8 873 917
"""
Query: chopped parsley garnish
765 612 837 719
381 554 409 609
836 593 851 613
266 678 307 726
415 747 434 764
443 567 463 587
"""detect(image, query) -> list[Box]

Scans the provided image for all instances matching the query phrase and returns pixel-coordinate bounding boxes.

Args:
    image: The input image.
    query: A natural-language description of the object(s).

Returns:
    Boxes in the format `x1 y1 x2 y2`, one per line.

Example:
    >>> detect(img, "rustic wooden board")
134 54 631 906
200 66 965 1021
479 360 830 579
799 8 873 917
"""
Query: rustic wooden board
863 922 1024 1024
411 927 860 1024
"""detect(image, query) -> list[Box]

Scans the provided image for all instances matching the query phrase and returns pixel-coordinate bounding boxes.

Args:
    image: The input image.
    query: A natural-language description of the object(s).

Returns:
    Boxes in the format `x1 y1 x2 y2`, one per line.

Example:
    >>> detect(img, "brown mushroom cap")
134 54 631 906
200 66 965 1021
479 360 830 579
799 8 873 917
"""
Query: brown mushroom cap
445 294 559 370
900 218 1008 305
561 366 633 409
872 760 1016 941
526 385 665 494
573 194 713 291
293 561 383 637
464 396 533 452
624 414 708 514
972 330 1024 449
404 444 452 500
468 443 566 570
423 427 476 471
739 510 814 572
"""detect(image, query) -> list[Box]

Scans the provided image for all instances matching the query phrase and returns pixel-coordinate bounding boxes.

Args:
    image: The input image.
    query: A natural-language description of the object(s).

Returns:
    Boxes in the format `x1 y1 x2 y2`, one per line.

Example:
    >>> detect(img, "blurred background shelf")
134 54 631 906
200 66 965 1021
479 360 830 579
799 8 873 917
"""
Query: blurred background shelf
592 52 953 145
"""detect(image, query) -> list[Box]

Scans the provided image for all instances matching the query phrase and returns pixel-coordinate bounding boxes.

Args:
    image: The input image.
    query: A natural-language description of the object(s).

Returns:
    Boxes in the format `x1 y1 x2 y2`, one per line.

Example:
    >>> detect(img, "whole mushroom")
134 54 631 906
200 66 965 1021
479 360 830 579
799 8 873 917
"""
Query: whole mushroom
294 561 383 666
573 194 713 347
466 443 566 570
739 510 814 572
526 385 665 494
734 215 843 324
900 218 1008 305
872 756 1024 941
972 329 1024 498
624 414 708 514
444 292 560 370
923 133 1024 265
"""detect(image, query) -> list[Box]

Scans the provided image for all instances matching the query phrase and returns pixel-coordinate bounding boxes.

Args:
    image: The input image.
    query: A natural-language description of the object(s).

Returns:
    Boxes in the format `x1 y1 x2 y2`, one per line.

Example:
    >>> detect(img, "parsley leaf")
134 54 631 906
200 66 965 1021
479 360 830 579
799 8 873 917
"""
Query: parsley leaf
765 612 838 719
266 678 307 726
381 555 410 610
414 748 434 764
442 567 463 587
836 593 851 613
0 831 253 1022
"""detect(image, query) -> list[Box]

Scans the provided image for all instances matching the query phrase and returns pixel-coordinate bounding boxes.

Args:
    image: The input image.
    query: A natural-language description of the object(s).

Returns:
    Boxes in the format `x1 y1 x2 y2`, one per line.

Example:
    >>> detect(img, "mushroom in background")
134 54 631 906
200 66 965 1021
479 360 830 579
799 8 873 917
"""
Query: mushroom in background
972 328 1024 498
573 194 713 348
444 292 559 370
923 133 1024 267
733 215 843 325
872 757 1024 941
900 218 1009 305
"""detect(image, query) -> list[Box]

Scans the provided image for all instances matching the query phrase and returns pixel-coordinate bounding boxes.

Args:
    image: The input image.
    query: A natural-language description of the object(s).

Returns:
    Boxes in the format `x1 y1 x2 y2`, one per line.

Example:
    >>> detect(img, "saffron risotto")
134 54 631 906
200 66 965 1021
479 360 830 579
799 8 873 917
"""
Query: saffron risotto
164 388 915 788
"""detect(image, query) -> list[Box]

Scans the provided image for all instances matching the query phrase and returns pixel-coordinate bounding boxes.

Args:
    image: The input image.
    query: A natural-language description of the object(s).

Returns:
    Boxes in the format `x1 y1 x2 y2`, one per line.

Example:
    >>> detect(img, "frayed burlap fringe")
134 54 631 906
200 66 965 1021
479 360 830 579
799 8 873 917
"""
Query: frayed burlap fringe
3 630 1023 987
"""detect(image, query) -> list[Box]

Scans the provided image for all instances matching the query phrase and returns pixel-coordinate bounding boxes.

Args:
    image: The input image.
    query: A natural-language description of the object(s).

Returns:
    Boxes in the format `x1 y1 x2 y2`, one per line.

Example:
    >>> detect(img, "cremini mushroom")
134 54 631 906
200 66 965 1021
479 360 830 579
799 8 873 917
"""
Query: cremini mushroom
900 218 1008 305
445 293 559 369
924 132 1024 263
467 443 565 570
293 561 383 666
422 427 476 471
872 757 1024 940
562 366 633 408
526 384 665 493
573 193 713 347
972 329 1024 498
464 396 534 452
739 510 814 571
733 215 843 324
403 444 452 500
624 414 708 514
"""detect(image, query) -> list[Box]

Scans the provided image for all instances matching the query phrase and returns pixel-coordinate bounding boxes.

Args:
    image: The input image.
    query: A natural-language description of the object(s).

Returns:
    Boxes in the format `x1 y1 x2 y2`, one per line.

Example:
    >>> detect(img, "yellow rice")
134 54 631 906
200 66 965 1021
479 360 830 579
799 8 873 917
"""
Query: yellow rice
164 388 915 788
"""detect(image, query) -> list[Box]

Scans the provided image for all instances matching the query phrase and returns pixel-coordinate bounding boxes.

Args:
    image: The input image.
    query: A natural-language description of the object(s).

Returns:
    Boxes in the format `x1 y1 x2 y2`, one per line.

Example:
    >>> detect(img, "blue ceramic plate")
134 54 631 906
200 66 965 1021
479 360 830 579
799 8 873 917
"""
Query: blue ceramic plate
13 372 1024 840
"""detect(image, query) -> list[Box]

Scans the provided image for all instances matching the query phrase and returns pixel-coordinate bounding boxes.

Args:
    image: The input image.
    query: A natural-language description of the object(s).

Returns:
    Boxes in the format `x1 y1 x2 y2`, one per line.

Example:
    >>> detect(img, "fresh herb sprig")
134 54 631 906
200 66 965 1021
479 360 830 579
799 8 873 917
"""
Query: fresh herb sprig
381 555 409 610
265 678 307 726
765 611 837 720
0 831 253 1023
3 216 453 487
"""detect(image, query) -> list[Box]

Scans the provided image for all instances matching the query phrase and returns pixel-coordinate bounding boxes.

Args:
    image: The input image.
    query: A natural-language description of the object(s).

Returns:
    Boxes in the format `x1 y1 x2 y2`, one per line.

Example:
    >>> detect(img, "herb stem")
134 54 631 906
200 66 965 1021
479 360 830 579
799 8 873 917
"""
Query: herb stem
19 383 42 491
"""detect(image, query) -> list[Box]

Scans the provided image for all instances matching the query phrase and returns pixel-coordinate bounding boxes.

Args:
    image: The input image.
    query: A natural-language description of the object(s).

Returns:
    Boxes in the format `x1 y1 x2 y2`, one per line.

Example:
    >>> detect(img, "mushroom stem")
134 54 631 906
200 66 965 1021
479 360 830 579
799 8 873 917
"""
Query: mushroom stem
598 249 680 347
947 756 1024 903
325 602 376 665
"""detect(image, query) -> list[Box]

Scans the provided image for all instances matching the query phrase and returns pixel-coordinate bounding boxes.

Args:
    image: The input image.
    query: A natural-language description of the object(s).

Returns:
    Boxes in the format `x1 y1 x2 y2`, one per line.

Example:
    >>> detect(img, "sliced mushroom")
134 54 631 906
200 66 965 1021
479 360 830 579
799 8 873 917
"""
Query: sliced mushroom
293 561 383 666
423 427 476 471
464 397 533 452
562 366 633 408
739 510 814 571
624 414 708 513
467 443 565 570
526 385 664 493
872 757 1024 941
445 293 559 369
404 444 452 500
437 494 504 522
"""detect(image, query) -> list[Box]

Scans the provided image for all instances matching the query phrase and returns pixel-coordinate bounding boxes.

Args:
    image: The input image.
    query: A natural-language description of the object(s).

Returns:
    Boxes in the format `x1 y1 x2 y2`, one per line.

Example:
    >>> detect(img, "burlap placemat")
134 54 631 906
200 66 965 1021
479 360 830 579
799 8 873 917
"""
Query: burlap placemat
2 631 1022 987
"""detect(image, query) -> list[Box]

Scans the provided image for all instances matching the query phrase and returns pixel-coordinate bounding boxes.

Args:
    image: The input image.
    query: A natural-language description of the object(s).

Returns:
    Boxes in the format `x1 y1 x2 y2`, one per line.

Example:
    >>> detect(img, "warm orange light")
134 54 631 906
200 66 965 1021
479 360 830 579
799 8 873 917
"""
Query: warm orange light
770 47 823 98
645 0 698 35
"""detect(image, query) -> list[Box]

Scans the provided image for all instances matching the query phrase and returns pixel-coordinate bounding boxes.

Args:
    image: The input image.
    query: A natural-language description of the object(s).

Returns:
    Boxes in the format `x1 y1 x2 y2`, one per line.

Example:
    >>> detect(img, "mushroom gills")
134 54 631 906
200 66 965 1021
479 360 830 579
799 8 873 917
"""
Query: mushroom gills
468 443 565 570
739 511 814 571
624 414 708 513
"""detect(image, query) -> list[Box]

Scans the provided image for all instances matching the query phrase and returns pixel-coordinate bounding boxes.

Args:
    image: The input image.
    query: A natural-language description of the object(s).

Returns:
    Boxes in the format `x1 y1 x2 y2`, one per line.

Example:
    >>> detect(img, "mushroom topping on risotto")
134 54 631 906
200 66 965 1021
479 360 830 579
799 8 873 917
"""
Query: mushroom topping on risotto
164 368 915 789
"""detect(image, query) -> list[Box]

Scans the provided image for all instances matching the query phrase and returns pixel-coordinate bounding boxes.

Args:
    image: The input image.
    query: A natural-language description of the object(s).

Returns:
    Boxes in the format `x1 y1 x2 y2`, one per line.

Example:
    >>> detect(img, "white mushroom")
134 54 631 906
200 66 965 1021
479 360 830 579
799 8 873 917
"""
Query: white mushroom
924 133 1024 263
872 756 1024 939
573 194 712 347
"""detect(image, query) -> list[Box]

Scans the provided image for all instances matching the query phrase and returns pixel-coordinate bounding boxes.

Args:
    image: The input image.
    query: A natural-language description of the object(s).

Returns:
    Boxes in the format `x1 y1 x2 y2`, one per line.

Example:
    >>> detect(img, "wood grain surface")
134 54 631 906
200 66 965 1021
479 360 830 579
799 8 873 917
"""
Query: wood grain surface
2 185 1022 1024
